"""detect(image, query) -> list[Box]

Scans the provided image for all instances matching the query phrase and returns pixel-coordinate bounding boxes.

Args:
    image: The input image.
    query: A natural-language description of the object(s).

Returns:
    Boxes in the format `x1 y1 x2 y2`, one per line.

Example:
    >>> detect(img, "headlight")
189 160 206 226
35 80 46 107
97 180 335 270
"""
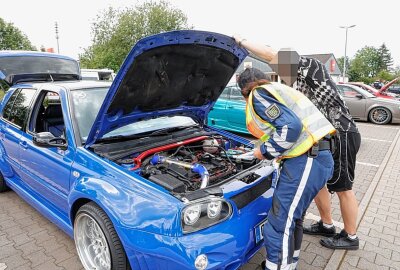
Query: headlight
182 198 232 234
207 200 222 219
183 204 201 225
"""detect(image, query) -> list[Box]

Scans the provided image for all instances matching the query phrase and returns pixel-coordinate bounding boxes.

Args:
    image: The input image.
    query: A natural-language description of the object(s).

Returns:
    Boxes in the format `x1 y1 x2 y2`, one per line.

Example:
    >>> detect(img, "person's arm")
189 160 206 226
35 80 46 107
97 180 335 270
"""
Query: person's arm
251 88 302 160
233 35 300 85
232 35 277 63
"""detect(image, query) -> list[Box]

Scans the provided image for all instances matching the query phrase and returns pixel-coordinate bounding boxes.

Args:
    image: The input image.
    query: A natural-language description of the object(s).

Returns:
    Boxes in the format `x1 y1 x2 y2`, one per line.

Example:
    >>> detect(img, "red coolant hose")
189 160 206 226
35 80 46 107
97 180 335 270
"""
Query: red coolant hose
129 136 209 170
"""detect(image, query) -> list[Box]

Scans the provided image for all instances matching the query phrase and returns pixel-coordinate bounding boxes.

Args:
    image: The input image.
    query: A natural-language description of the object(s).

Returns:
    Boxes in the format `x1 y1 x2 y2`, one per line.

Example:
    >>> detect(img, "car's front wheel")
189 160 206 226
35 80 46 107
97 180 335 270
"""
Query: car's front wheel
369 107 392 125
74 202 130 270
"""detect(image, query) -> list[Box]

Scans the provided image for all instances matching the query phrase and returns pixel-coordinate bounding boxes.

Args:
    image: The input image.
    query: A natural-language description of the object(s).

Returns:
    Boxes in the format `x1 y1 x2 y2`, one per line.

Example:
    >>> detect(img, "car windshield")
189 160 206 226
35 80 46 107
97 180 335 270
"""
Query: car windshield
339 84 376 98
349 85 376 98
103 116 197 139
0 56 80 77
70 88 197 143
354 83 376 92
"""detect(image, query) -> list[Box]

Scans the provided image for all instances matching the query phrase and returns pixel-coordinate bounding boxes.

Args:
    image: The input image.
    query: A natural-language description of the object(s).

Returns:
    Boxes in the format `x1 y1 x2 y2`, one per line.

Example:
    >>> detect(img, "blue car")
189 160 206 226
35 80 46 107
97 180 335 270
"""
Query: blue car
208 85 250 135
0 31 273 270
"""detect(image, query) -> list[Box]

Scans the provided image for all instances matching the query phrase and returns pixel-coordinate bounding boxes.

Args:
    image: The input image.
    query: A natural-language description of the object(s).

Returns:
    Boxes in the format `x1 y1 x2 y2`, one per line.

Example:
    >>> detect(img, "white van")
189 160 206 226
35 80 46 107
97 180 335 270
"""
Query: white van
81 68 115 81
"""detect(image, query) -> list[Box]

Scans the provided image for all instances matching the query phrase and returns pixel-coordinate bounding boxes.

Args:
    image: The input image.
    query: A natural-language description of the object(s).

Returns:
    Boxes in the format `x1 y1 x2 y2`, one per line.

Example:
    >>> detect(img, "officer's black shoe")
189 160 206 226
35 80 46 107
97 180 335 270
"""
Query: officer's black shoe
320 229 359 250
303 220 336 237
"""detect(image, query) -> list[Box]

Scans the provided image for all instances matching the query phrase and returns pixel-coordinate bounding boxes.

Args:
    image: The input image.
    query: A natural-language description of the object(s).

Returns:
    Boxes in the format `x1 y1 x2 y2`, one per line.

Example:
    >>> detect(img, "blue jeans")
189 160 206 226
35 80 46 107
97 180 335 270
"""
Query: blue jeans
263 150 334 270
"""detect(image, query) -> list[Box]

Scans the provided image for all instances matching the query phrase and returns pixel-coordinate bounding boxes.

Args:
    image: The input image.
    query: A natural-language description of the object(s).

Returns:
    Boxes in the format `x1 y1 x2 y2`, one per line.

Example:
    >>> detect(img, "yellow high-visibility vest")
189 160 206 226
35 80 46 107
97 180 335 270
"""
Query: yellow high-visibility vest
246 82 336 159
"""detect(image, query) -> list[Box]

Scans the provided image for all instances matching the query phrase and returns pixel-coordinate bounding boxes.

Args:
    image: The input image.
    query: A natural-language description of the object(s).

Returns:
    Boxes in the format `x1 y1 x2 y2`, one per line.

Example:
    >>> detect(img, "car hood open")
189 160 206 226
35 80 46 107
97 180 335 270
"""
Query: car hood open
85 30 248 147
380 77 400 93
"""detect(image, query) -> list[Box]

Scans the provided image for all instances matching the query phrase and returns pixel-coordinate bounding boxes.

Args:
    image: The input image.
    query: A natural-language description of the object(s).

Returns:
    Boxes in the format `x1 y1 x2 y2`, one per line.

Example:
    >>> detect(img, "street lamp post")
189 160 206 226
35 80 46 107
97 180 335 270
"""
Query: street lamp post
55 22 60 53
339 24 356 82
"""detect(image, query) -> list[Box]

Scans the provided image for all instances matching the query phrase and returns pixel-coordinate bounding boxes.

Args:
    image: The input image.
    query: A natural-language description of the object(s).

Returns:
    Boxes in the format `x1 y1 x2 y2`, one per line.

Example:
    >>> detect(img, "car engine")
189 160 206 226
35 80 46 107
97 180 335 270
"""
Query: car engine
118 135 260 193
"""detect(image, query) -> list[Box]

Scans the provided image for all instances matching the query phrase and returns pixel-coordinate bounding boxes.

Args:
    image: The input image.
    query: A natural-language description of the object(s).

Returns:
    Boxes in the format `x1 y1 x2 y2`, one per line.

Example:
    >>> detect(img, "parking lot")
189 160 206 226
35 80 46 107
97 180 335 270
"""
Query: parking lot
1 122 400 270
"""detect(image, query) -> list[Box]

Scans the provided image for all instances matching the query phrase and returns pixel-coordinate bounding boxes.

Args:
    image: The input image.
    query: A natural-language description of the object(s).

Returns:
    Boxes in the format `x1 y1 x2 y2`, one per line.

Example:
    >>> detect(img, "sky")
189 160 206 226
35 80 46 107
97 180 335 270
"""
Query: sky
1 0 399 67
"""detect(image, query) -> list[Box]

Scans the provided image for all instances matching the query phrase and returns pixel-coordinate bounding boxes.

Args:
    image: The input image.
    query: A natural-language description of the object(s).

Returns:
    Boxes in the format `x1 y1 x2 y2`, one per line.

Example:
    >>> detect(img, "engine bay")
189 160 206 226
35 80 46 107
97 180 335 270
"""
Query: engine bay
115 135 262 193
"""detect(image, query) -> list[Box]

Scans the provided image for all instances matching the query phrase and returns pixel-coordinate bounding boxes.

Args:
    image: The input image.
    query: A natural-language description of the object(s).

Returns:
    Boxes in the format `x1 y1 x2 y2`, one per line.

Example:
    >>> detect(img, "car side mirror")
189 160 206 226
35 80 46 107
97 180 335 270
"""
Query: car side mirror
33 132 67 150
355 94 363 99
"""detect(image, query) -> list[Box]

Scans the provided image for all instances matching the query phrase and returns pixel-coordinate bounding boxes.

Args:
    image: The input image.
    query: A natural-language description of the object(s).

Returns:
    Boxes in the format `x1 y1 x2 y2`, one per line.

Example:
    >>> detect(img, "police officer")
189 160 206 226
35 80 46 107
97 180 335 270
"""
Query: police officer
237 68 335 270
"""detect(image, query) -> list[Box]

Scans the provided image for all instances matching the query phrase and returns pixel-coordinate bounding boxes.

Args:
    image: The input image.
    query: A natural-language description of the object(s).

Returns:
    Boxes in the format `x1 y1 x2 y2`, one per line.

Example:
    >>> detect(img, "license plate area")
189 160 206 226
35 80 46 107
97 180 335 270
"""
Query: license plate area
255 219 267 244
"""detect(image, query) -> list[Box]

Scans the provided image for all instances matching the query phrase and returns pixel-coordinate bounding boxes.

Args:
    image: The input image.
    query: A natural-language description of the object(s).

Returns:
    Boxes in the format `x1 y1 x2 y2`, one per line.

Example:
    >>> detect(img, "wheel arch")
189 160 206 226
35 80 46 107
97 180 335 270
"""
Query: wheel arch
70 197 92 226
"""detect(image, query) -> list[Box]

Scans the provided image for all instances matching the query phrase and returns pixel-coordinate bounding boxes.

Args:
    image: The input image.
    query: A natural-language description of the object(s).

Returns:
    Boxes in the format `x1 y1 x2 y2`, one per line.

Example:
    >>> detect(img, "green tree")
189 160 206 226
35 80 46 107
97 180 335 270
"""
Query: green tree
376 70 394 82
378 43 393 71
347 46 382 83
80 1 191 71
0 17 35 50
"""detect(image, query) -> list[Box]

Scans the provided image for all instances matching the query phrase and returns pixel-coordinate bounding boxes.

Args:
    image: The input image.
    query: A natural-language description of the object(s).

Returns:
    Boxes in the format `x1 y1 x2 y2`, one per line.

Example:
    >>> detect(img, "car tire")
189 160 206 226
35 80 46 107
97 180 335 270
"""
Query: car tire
74 202 130 270
0 172 10 192
369 107 392 125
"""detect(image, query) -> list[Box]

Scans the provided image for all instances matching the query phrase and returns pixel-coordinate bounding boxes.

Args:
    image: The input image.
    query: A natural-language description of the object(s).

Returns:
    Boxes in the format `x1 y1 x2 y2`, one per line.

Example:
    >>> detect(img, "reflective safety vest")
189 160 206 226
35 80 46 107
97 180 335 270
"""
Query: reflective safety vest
246 82 336 159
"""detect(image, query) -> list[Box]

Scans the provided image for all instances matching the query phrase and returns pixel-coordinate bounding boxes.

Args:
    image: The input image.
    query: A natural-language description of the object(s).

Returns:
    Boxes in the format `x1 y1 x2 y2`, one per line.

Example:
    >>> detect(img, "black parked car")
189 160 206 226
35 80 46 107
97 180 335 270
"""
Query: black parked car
387 85 400 95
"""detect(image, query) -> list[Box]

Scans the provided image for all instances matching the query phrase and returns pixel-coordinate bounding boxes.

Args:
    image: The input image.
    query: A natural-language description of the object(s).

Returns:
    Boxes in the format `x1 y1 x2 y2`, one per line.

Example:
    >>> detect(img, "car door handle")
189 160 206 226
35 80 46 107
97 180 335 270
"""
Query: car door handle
19 141 28 149
227 105 234 108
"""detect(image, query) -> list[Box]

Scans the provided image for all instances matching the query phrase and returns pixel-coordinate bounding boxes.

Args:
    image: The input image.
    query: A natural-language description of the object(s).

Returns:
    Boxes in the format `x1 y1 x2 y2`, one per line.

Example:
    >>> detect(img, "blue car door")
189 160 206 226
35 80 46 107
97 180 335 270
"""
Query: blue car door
18 90 74 214
0 89 37 178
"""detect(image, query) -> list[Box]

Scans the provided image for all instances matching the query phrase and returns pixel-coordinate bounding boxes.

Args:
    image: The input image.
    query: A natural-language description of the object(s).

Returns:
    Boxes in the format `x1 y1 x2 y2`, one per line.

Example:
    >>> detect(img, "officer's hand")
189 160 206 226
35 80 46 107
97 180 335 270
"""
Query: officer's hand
232 34 243 45
254 148 265 160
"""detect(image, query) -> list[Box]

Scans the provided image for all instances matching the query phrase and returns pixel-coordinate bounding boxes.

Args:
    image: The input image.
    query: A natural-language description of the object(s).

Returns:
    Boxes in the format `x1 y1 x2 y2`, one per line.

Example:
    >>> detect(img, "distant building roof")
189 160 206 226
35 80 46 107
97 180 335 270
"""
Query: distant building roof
235 53 274 74
303 53 342 75
303 53 334 64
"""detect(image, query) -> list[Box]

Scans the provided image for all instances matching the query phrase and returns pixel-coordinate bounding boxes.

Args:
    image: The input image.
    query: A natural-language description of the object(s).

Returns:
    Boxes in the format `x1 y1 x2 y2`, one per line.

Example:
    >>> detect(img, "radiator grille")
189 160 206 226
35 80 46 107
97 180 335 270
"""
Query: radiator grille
231 175 272 209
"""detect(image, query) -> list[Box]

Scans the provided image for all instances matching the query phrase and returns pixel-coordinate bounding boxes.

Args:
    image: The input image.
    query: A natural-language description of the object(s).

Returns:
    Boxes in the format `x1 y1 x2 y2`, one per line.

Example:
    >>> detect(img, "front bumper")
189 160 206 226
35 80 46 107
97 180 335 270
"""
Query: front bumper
116 189 273 270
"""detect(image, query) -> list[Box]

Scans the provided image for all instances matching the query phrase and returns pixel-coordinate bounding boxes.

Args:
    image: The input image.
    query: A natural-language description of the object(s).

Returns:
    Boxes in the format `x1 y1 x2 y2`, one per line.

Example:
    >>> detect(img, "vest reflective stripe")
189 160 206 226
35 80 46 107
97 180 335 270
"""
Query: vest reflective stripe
246 83 336 159
246 99 275 139
296 97 314 110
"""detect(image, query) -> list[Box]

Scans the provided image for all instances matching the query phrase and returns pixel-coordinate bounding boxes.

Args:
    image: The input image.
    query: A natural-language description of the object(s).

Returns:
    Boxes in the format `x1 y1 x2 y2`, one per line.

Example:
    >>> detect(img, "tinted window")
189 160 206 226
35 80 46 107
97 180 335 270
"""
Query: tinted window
3 89 21 120
7 89 36 127
340 86 359 98
0 56 80 77
230 87 244 101
219 87 230 99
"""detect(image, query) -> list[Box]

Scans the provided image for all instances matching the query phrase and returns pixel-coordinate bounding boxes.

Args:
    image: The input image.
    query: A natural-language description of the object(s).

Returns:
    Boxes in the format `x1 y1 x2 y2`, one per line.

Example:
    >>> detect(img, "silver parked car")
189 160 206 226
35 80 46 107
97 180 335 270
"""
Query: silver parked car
336 84 400 125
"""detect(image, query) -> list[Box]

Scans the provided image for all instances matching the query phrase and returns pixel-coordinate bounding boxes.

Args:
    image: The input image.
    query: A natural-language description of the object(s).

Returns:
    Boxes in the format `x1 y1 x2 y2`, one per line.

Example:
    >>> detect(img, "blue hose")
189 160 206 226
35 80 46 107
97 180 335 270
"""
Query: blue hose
150 154 210 188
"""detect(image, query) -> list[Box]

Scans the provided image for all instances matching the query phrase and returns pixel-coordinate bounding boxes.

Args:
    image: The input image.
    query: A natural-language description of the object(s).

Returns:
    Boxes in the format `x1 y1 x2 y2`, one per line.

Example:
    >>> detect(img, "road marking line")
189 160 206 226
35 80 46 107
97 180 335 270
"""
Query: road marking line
305 212 344 229
362 137 392 143
357 123 399 130
356 161 380 167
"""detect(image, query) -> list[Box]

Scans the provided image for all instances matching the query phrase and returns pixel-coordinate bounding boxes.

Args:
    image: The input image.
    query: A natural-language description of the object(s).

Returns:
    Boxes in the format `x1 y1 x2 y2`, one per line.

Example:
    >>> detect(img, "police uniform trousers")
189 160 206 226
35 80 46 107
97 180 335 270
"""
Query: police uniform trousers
263 150 334 270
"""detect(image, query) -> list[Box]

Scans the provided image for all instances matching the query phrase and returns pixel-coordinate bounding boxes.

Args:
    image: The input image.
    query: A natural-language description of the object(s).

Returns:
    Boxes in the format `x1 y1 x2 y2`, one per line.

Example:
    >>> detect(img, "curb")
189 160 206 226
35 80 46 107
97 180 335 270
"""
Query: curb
324 127 400 270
